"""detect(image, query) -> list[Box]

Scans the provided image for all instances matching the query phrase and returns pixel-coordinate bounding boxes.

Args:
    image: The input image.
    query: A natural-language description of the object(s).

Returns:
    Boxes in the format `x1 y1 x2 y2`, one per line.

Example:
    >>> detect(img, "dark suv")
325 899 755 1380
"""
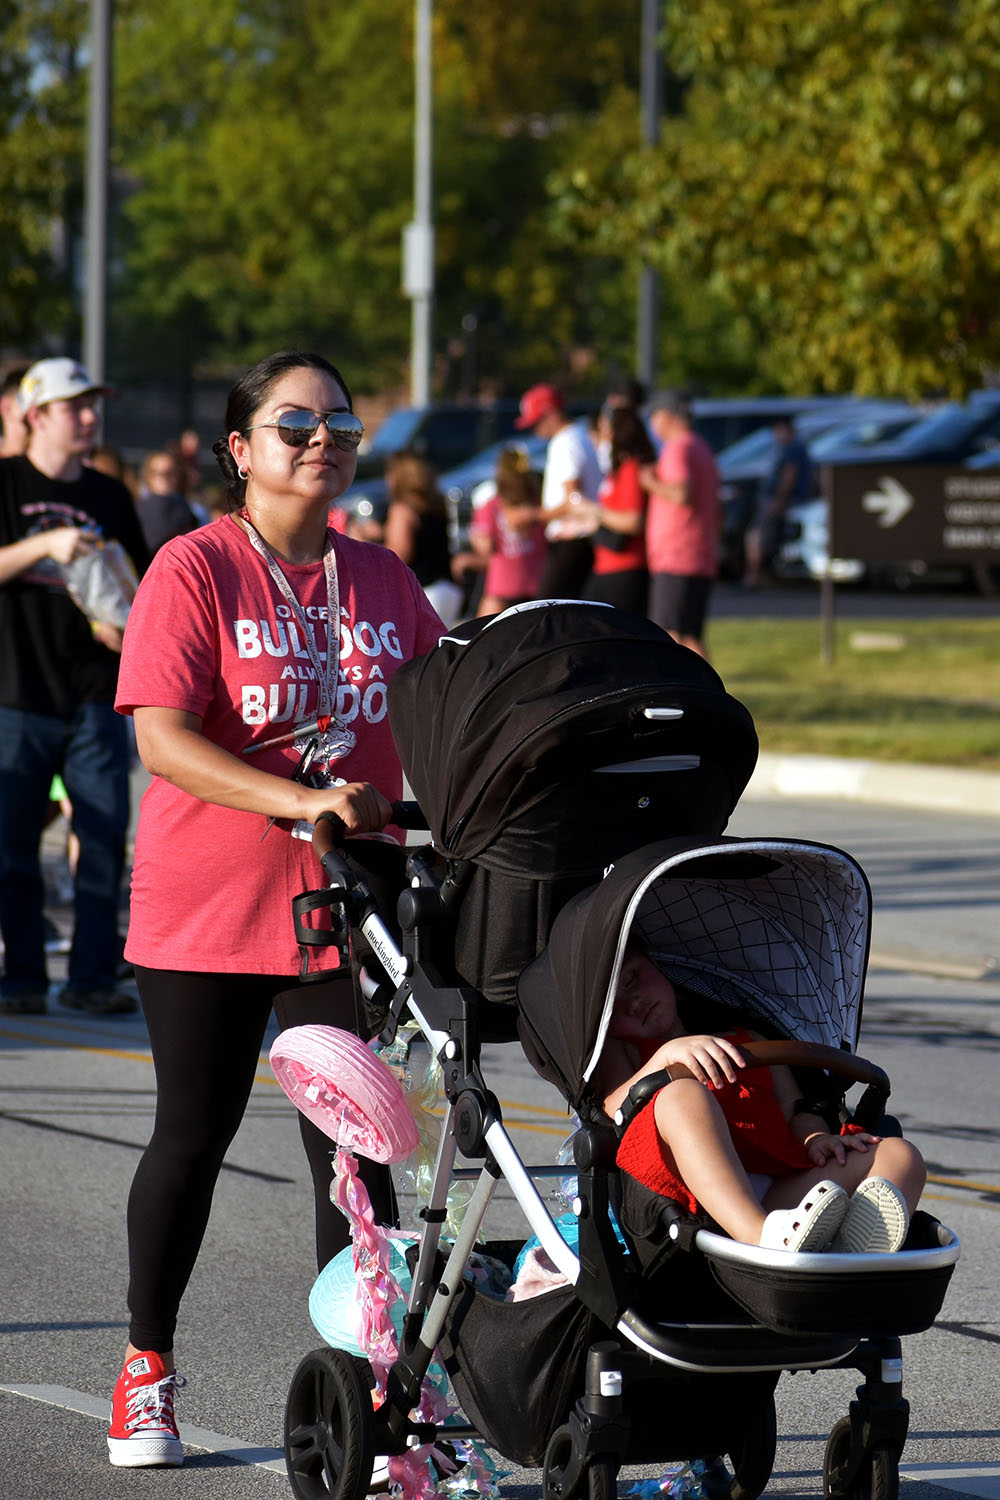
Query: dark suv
352 401 523 482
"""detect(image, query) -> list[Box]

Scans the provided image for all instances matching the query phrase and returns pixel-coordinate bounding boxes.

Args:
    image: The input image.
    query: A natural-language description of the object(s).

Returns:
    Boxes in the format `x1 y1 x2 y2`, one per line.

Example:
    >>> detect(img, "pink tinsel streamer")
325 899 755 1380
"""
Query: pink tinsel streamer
332 1150 475 1498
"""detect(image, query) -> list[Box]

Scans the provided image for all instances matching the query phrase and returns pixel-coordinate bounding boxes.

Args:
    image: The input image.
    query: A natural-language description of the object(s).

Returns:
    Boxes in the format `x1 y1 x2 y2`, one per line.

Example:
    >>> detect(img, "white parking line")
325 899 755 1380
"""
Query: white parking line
0 1384 287 1475
6 1382 1000 1497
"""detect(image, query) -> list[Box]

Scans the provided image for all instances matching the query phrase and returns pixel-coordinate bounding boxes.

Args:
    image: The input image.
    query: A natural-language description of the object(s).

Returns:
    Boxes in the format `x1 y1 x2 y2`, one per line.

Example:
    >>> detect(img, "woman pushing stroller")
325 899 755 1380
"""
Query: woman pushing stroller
595 944 926 1256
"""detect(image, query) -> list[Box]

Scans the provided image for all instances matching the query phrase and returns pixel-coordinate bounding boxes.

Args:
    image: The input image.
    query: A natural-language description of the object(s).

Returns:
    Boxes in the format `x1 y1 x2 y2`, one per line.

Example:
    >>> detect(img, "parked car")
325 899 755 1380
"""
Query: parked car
685 395 854 453
772 499 867 584
817 389 1000 467
717 400 923 578
774 391 1000 588
352 400 524 483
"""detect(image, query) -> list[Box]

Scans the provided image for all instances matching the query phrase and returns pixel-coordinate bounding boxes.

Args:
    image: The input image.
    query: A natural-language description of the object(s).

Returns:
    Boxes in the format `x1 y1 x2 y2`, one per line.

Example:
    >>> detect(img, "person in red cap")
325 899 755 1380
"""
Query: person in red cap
514 382 601 599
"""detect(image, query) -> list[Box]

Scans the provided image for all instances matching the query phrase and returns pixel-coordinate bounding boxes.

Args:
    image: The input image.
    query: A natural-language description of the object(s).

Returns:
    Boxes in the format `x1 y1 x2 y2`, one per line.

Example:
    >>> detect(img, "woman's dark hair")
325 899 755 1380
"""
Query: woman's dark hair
609 405 656 473
211 350 353 511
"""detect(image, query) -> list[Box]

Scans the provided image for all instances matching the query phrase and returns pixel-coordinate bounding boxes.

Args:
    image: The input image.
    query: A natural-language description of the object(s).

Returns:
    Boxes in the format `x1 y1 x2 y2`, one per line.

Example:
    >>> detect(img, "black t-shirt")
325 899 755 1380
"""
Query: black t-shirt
135 490 199 554
0 455 151 718
408 510 452 587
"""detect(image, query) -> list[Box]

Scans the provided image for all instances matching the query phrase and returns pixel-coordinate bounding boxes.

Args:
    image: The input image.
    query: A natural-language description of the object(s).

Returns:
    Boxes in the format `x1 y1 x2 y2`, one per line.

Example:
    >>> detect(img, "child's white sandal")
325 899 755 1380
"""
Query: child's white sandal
759 1180 849 1253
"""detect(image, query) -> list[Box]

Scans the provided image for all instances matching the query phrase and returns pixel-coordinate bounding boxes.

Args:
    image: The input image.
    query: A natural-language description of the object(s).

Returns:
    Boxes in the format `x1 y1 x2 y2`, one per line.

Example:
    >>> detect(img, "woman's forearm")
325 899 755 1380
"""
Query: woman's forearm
134 709 329 822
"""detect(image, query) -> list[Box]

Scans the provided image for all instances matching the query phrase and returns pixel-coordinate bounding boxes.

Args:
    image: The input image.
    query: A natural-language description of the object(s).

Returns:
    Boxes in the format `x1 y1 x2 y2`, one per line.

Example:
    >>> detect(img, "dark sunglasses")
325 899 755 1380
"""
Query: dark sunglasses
244 409 365 451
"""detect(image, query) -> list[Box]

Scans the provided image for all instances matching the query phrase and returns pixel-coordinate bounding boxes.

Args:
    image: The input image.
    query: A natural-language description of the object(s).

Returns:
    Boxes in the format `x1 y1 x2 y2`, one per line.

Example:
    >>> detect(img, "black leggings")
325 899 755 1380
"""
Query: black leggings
127 966 394 1353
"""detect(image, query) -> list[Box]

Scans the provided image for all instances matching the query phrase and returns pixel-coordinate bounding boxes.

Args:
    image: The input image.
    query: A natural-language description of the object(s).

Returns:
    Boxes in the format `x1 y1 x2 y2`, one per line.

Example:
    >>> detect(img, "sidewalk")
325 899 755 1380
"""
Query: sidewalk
748 752 1000 818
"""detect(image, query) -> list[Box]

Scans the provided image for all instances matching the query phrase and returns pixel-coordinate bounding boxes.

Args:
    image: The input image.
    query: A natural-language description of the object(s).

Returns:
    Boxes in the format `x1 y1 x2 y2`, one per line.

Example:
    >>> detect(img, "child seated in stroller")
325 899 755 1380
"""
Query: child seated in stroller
594 944 926 1256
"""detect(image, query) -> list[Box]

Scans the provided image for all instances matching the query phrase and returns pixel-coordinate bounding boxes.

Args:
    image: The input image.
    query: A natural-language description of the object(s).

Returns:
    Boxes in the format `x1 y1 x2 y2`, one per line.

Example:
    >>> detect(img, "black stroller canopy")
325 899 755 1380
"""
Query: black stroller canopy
517 835 873 1114
388 602 759 879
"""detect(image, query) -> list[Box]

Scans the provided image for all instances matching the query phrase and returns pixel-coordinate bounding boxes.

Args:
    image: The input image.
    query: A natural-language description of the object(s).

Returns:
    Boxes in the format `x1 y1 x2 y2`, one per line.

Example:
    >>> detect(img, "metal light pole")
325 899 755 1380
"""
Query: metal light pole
404 0 434 406
636 0 663 392
83 0 112 384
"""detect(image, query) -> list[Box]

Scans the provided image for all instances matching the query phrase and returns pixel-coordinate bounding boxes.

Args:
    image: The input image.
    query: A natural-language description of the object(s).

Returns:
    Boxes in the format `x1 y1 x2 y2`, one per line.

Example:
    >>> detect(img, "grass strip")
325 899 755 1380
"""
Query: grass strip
710 617 1000 770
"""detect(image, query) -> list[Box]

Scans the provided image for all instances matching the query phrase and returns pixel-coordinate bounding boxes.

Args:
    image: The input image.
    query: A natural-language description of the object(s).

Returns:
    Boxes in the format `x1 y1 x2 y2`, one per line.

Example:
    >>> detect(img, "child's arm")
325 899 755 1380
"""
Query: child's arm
599 1032 747 1121
770 1059 881 1167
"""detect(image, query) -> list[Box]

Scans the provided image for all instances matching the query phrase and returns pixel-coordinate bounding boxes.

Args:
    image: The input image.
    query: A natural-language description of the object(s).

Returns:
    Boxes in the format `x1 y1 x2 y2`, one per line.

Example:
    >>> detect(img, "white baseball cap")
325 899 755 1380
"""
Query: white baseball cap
18 357 115 412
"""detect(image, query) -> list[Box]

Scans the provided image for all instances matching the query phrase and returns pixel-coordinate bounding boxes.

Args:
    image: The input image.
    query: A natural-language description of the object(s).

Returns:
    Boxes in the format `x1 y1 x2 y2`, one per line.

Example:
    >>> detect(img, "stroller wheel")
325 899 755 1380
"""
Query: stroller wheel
703 1394 777 1500
824 1417 900 1500
543 1425 618 1500
284 1347 376 1500
543 1424 583 1500
587 1457 618 1500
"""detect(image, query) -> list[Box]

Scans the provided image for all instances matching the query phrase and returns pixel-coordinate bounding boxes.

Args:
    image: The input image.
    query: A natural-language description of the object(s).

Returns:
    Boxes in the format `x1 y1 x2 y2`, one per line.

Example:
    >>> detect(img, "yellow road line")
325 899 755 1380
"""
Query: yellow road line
0 1025 158 1066
6 1027 999 1182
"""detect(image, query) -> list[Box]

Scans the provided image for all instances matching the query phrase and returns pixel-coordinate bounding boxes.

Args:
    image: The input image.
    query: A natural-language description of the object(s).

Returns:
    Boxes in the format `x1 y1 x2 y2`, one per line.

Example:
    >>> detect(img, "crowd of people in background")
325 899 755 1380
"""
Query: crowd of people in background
336 376 725 660
2 358 734 664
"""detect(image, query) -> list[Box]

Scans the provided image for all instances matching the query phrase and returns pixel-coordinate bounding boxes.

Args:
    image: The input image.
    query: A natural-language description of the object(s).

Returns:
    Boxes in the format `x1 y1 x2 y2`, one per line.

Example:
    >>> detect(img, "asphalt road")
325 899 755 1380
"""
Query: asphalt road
2 788 998 1500
2 583 997 1500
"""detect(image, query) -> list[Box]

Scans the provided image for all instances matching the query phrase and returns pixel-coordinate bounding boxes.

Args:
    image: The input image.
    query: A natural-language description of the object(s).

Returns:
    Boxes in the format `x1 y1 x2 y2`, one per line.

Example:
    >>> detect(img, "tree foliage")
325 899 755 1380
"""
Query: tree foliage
5 1 1000 400
0 0 86 351
550 0 1000 397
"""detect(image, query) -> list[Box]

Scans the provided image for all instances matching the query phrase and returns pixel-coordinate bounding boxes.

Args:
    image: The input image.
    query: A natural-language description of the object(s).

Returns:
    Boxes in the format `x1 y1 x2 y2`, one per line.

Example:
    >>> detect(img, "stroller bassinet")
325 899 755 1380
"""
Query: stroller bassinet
273 604 959 1500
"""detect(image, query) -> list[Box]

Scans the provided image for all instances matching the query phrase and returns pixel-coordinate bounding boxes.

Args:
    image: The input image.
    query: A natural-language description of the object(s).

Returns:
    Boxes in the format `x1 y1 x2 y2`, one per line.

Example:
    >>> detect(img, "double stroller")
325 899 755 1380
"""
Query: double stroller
271 602 959 1500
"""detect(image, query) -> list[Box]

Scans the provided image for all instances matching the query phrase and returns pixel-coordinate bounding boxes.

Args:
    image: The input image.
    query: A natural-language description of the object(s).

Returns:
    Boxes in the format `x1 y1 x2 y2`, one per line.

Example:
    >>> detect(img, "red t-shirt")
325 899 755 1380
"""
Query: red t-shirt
645 431 720 578
471 493 547 602
592 458 647 576
115 515 443 973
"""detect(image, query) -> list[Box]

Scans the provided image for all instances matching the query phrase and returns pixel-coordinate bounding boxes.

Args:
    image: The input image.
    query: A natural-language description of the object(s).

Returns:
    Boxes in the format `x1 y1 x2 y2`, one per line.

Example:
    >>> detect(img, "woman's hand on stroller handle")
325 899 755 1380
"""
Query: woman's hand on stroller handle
311 794 427 854
304 782 393 843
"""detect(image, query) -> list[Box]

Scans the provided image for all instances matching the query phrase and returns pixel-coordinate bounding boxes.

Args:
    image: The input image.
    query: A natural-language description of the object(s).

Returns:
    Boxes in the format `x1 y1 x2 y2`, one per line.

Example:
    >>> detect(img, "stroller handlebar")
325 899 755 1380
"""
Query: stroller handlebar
733 1039 888 1092
735 1039 892 1131
621 1040 892 1133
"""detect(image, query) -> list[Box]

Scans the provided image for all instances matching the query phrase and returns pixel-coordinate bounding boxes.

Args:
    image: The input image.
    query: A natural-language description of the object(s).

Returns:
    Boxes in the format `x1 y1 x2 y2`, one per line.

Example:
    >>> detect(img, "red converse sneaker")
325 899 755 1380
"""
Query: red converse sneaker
107 1350 184 1467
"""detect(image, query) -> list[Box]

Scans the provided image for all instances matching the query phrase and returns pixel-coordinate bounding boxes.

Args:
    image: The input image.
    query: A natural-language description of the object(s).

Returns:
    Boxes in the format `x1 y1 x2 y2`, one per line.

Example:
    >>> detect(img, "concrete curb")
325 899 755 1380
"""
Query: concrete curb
745 752 1000 818
867 949 997 982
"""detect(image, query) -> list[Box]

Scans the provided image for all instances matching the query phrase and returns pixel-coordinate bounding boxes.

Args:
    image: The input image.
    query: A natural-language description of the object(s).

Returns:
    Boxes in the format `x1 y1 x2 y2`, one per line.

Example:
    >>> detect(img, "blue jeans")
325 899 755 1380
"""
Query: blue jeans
0 703 130 997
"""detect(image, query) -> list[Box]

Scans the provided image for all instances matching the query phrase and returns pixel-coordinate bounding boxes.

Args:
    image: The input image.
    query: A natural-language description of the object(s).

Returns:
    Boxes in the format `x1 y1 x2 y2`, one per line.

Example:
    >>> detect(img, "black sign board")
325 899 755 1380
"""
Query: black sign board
823 462 1000 565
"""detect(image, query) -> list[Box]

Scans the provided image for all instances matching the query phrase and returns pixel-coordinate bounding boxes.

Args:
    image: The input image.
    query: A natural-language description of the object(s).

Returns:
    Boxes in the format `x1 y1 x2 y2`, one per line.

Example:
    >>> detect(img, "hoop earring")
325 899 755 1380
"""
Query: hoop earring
238 465 249 481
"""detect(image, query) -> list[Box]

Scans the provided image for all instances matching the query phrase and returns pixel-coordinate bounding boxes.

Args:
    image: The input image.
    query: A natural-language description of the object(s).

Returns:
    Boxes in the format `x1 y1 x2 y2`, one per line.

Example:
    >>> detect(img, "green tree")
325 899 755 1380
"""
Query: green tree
109 0 650 396
550 0 1000 398
0 0 85 354
110 0 418 388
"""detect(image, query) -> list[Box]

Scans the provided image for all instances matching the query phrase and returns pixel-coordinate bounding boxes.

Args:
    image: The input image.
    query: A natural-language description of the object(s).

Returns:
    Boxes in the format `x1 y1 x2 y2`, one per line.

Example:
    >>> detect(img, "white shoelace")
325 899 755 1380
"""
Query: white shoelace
124 1373 185 1432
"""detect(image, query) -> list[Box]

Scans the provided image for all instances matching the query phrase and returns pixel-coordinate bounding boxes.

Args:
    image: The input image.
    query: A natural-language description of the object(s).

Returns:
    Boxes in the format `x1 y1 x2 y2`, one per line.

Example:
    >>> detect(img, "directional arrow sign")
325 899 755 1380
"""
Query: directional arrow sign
825 462 1000 565
861 476 915 528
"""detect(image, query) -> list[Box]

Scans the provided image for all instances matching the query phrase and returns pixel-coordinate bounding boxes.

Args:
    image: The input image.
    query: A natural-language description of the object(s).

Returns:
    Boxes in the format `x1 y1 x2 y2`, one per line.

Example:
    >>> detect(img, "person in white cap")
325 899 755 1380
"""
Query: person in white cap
0 356 150 1015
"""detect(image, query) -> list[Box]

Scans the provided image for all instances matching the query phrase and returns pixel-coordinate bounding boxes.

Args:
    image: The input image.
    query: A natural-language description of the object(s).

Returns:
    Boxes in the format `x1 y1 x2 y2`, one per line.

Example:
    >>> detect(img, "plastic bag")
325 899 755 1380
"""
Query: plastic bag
61 539 138 630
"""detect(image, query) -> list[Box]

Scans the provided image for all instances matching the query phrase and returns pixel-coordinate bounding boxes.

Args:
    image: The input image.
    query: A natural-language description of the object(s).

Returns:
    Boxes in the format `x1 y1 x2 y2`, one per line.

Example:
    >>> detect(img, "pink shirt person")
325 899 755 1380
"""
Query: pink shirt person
645 428 720 579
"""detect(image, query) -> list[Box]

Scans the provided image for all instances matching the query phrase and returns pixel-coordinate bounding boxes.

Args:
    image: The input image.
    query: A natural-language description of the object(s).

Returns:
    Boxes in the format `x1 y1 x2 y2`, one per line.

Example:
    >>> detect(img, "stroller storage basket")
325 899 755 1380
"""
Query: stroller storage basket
438 1277 605 1467
438 1272 783 1469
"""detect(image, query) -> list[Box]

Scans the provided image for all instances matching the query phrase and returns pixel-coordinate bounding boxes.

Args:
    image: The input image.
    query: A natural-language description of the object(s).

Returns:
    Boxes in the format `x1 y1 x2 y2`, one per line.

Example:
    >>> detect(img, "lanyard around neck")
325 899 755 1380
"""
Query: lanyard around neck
240 510 342 721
